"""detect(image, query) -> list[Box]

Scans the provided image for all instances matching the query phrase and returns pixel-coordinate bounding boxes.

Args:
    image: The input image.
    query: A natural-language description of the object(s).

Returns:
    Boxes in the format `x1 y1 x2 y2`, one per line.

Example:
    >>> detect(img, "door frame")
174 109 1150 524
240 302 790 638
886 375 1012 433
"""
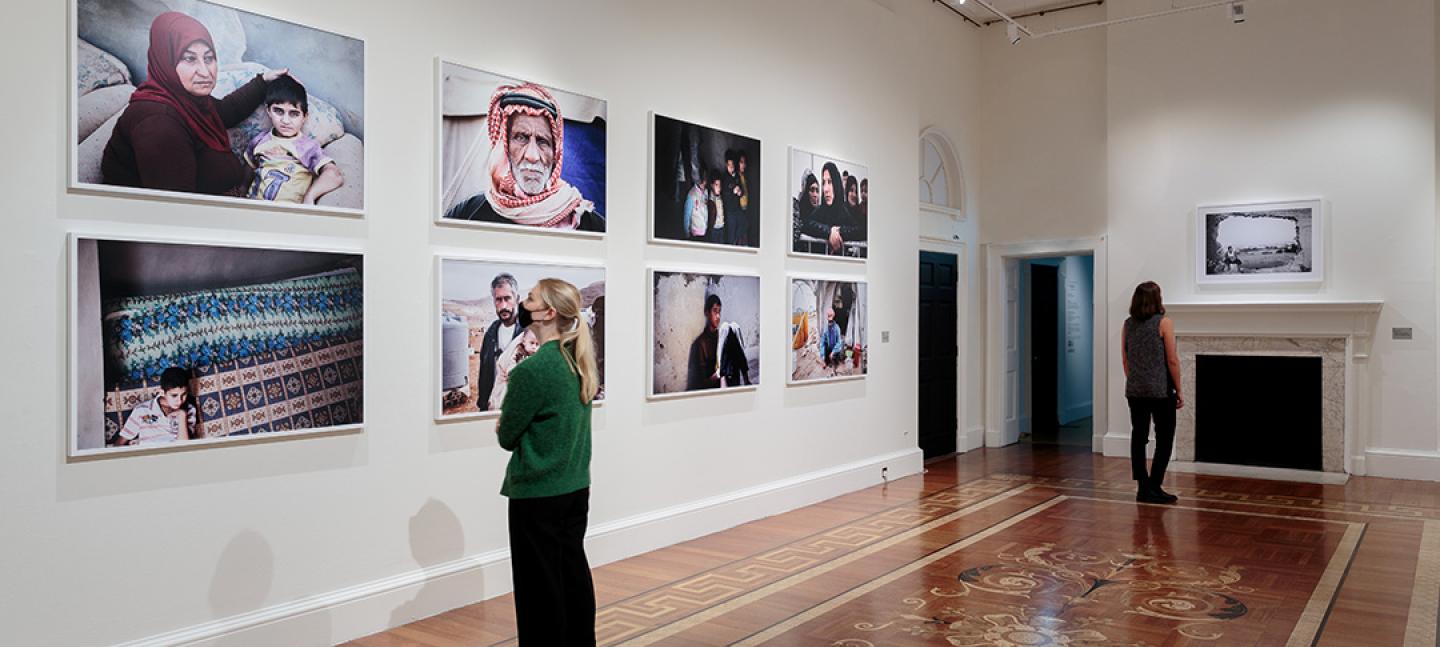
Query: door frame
918 239 977 454
985 237 1108 451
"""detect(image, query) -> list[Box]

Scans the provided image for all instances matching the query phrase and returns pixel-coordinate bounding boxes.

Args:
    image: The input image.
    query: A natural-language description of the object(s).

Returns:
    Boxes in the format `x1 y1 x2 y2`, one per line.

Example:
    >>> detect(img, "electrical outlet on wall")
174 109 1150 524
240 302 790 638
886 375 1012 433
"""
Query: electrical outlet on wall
882 331 891 343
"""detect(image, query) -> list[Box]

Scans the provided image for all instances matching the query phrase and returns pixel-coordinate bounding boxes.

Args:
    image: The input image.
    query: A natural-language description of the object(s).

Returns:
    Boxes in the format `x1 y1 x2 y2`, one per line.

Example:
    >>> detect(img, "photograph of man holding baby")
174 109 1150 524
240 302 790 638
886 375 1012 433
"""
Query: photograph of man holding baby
73 0 365 212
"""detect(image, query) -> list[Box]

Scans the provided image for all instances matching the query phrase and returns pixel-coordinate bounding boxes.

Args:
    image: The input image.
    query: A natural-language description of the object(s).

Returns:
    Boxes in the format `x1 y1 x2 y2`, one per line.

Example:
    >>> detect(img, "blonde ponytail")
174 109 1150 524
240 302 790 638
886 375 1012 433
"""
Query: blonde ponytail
534 278 601 405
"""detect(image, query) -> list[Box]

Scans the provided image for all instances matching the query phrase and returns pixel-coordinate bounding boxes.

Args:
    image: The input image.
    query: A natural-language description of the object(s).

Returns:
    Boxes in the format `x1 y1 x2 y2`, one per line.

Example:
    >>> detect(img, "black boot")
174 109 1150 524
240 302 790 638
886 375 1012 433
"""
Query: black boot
1148 482 1178 504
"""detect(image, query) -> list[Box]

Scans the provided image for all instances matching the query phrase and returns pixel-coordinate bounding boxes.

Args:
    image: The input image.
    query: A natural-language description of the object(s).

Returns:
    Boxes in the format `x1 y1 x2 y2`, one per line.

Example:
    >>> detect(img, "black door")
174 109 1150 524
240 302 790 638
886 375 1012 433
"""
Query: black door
918 251 958 459
1030 265 1059 442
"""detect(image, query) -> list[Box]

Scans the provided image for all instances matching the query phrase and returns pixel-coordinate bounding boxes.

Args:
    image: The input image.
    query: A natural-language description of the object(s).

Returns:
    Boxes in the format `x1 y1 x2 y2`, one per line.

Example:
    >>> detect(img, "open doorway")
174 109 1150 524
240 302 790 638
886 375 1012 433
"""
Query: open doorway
985 238 1107 451
1017 256 1094 447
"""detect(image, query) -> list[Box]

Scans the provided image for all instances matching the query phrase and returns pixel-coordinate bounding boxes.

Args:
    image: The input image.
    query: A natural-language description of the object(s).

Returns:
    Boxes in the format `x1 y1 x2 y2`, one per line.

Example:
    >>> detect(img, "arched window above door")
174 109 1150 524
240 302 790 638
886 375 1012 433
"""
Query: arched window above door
920 127 964 218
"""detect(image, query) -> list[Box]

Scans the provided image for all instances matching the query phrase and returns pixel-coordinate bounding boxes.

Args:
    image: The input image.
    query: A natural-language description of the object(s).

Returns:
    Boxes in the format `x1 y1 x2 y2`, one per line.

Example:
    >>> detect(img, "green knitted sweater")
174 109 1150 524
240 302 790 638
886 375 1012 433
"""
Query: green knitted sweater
497 340 593 499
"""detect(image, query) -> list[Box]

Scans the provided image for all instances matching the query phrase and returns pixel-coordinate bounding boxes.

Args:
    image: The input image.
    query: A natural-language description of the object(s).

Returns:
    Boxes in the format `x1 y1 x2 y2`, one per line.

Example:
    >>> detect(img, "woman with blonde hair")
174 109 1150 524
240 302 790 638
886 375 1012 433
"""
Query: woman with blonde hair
496 278 601 645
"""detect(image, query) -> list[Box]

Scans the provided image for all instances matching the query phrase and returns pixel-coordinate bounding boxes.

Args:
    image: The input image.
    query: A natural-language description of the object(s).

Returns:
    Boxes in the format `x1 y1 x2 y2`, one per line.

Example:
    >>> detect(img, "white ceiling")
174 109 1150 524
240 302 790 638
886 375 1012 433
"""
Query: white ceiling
946 0 1099 25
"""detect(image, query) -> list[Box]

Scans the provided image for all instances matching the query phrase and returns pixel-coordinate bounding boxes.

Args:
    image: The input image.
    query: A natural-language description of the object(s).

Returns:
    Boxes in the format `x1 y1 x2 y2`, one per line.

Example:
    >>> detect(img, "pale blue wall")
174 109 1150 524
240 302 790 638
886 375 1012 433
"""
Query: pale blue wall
1017 255 1093 431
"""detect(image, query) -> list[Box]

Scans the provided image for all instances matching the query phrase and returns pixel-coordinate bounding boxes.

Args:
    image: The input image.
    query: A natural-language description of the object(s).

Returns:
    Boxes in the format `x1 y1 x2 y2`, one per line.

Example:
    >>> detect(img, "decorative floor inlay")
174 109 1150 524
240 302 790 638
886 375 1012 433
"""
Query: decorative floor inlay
1407 520 1440 647
586 477 1022 645
992 473 1440 521
725 497 1362 646
357 449 1440 647
465 472 1440 647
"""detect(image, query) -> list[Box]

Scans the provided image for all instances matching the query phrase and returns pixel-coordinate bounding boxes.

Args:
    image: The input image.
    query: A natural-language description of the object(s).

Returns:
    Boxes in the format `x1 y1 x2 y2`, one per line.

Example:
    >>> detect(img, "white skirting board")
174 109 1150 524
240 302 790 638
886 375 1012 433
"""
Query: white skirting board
963 426 986 452
1364 448 1440 482
1165 461 1350 485
1104 432 1440 483
116 448 925 647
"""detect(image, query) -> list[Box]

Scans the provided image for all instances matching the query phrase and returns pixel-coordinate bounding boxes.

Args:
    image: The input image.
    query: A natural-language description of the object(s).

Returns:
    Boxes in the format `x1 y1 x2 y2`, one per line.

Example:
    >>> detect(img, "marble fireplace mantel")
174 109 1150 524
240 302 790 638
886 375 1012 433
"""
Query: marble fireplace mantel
1164 300 1383 355
1161 300 1382 482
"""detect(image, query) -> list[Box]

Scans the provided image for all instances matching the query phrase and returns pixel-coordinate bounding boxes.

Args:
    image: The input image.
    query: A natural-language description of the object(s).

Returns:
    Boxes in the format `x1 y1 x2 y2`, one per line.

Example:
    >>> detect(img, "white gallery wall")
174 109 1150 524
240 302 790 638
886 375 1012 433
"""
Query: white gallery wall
980 0 1440 478
0 1 983 645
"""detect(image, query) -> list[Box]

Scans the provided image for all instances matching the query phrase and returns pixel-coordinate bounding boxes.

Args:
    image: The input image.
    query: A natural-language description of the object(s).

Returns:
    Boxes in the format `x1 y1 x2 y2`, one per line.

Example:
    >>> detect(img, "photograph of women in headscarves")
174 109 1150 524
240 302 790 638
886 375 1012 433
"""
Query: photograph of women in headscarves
651 114 761 250
791 149 868 259
440 62 606 234
74 0 365 211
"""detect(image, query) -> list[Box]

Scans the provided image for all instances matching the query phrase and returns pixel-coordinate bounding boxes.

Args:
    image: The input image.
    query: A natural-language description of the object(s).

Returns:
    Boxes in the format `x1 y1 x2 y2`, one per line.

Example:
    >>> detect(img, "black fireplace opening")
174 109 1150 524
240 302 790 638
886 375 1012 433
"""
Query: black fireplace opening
1195 354 1323 471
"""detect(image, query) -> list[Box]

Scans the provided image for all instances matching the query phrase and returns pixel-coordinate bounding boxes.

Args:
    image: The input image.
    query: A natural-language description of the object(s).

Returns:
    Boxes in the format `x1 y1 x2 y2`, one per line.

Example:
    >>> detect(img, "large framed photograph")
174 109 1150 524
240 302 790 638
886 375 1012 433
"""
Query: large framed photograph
789 275 868 384
790 148 868 261
1195 199 1323 285
70 235 364 458
71 0 366 214
649 268 761 399
437 60 606 236
650 114 760 251
437 256 606 420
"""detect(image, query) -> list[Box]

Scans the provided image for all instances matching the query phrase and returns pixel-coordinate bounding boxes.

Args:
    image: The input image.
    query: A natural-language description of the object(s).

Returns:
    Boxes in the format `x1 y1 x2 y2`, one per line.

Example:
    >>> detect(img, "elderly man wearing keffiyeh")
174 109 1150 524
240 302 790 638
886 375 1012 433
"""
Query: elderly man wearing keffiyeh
445 83 605 231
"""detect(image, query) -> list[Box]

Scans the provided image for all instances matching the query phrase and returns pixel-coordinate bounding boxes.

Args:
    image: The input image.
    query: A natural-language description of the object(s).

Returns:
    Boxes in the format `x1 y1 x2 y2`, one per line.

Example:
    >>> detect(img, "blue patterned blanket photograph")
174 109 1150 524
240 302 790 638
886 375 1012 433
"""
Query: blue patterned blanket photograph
74 237 364 455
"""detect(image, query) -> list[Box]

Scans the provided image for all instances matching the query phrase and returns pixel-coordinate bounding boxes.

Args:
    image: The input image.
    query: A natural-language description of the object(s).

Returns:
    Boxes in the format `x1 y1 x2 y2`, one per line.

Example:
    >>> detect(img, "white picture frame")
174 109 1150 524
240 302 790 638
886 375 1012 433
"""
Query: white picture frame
787 273 869 385
647 112 762 254
69 0 368 218
68 231 365 460
787 147 869 263
433 58 608 239
1195 199 1324 286
433 251 607 422
647 265 763 400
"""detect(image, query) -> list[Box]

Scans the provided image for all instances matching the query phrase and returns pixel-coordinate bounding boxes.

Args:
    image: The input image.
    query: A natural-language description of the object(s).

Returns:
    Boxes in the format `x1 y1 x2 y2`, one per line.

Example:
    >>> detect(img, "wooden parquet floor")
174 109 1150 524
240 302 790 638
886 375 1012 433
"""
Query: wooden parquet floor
350 445 1440 646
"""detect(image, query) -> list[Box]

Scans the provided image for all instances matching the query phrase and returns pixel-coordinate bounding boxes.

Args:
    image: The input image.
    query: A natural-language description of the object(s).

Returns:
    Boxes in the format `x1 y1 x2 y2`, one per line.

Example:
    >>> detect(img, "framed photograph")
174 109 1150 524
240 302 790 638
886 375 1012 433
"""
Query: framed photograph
649 113 760 251
70 234 364 458
436 256 606 420
649 268 761 399
789 275 868 384
71 0 366 215
1195 199 1323 285
437 60 606 236
789 148 868 261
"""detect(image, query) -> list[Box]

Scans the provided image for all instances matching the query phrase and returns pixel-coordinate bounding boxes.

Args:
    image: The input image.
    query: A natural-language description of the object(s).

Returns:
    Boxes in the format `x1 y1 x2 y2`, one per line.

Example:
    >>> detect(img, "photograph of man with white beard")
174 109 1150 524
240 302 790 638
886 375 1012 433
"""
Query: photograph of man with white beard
438 258 606 419
439 61 606 235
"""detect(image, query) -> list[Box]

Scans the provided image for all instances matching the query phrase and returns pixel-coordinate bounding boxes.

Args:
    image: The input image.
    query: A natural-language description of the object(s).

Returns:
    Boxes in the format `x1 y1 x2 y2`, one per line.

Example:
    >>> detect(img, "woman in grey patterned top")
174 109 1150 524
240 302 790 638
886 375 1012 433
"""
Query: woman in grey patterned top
1122 282 1183 504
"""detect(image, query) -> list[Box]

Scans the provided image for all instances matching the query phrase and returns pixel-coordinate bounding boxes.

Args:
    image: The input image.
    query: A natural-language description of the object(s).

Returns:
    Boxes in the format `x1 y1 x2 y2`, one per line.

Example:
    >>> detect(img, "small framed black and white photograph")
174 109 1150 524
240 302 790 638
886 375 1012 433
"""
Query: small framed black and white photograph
1195 199 1323 285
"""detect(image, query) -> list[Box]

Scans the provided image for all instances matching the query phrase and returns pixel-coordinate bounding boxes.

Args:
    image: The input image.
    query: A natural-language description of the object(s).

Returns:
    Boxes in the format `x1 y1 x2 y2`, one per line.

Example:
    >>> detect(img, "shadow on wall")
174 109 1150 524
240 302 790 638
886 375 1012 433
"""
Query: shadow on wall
207 530 333 646
391 498 471 631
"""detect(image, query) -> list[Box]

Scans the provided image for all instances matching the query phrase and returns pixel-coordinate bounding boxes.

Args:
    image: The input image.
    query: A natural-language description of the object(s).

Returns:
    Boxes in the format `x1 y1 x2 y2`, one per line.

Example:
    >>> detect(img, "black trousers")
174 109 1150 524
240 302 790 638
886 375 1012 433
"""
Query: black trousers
508 488 596 646
1128 396 1176 489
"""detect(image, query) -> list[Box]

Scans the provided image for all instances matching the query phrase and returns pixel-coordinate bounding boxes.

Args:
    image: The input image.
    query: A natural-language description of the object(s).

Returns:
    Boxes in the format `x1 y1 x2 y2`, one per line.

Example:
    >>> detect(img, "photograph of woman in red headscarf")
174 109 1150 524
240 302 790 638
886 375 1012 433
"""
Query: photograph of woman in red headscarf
73 0 365 212
439 61 607 235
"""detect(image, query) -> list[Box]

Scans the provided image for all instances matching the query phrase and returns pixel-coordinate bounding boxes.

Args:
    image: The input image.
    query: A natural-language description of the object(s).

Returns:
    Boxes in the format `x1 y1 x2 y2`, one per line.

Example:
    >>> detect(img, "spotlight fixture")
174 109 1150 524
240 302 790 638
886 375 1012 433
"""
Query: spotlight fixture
1006 22 1021 45
1230 1 1246 23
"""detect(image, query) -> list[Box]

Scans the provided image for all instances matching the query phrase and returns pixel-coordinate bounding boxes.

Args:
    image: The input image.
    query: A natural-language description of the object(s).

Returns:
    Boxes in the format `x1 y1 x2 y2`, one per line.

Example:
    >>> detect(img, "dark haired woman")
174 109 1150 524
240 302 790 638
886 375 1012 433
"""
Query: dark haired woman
796 162 863 256
1121 281 1182 504
791 170 820 249
101 11 289 196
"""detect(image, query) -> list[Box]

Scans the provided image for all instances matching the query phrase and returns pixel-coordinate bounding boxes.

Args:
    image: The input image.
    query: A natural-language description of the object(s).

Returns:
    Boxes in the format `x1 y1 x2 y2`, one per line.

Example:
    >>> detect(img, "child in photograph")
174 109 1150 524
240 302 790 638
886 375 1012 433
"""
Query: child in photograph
821 307 845 368
113 367 197 446
488 328 542 410
246 75 344 205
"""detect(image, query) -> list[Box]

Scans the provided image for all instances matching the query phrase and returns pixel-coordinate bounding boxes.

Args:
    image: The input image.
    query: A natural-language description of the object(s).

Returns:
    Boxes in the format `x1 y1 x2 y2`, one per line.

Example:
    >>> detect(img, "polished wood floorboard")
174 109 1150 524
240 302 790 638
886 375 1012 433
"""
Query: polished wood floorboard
350 445 1440 646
